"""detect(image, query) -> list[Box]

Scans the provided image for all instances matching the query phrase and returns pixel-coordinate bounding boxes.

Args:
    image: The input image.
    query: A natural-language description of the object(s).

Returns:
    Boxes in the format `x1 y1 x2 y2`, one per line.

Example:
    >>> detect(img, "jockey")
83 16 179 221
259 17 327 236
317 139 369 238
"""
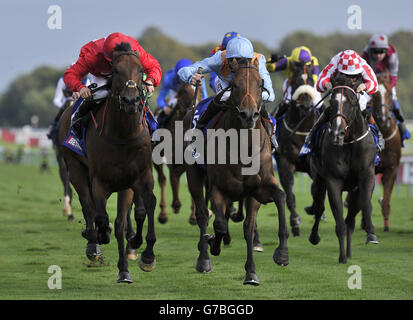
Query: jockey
178 36 278 150
156 58 208 127
266 46 322 117
209 32 241 92
362 33 408 137
63 32 162 137
302 49 383 152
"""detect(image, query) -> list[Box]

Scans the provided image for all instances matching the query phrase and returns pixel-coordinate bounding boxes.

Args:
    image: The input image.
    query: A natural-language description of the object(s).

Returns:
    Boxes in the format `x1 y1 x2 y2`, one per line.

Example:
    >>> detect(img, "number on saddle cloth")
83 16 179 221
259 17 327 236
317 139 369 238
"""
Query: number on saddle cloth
191 97 214 129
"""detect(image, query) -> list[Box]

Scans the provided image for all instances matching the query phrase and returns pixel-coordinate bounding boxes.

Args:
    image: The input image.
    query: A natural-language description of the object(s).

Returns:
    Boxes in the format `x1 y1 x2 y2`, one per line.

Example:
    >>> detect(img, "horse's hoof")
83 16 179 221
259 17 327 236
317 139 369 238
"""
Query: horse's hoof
86 244 102 262
243 273 259 286
196 259 212 273
292 226 300 237
304 206 313 215
158 215 168 224
339 257 347 264
97 231 111 245
62 207 72 217
384 226 389 232
127 249 138 261
67 214 75 222
309 233 321 245
273 247 289 267
253 242 264 252
188 217 197 226
229 211 244 223
128 236 142 250
378 197 383 206
117 271 133 283
365 234 379 244
320 213 326 221
138 255 156 272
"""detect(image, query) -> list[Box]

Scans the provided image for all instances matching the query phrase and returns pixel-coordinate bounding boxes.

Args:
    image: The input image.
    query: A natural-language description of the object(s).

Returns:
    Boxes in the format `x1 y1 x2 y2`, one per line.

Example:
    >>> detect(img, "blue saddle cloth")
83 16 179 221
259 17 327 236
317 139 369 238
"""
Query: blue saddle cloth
299 123 380 166
62 99 158 158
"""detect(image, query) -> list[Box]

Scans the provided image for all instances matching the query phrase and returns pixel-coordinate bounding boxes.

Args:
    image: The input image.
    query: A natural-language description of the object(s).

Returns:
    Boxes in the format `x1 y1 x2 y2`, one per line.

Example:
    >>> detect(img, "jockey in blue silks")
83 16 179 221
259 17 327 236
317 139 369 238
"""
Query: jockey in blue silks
156 58 208 127
178 36 278 151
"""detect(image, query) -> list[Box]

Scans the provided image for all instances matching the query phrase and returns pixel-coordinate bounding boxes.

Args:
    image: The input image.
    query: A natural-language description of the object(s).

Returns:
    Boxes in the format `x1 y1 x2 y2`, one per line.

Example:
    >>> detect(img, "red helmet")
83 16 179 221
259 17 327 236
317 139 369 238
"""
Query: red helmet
103 32 133 62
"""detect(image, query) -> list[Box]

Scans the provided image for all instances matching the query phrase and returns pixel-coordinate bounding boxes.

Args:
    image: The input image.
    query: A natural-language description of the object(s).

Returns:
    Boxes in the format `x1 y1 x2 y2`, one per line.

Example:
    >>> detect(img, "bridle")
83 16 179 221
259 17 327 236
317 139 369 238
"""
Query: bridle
329 85 358 135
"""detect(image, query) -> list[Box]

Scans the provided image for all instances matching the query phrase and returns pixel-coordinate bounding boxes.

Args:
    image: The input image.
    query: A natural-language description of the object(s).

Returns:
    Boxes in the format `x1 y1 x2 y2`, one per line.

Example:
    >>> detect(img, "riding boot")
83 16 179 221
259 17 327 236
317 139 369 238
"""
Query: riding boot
260 107 278 152
71 99 95 138
303 108 328 150
392 103 407 134
196 102 221 129
367 114 385 151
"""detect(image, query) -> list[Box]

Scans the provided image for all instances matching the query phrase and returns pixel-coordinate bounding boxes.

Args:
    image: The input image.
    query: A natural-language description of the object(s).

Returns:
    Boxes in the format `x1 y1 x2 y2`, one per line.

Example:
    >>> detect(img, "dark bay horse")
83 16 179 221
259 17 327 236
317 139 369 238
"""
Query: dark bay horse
274 60 319 236
57 43 157 283
308 74 378 263
50 90 75 221
371 74 402 231
185 58 289 285
153 82 202 224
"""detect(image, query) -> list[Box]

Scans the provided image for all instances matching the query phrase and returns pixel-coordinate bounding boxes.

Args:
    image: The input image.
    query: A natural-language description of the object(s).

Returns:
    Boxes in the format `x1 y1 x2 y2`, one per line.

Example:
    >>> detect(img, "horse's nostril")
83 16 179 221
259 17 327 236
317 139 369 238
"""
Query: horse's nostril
253 112 260 120
240 112 248 119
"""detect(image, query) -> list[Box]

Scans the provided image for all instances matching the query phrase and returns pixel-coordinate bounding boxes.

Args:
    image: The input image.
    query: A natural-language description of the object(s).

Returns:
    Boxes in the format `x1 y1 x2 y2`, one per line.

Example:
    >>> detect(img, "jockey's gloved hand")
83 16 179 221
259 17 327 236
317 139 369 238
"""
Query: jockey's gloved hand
324 82 333 92
356 83 366 93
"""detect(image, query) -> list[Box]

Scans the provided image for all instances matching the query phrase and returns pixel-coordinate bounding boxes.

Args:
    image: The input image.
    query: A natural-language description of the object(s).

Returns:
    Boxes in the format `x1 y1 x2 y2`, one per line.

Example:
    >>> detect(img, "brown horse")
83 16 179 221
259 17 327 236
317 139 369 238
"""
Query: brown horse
371 74 402 231
153 82 201 224
184 58 289 286
274 61 319 236
57 42 157 283
50 90 75 221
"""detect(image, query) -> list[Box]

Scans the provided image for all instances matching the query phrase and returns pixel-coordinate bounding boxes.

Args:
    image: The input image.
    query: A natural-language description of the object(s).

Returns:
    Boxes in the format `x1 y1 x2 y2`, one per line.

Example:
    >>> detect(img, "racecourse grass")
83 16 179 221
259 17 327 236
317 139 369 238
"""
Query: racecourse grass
0 161 412 300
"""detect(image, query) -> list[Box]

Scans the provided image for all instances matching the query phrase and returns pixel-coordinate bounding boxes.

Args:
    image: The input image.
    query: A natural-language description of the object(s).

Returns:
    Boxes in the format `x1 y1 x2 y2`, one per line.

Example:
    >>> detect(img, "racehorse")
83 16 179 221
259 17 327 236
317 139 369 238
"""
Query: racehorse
153 82 201 224
184 57 289 285
50 89 75 221
371 73 402 231
307 73 378 264
274 60 319 236
57 42 157 283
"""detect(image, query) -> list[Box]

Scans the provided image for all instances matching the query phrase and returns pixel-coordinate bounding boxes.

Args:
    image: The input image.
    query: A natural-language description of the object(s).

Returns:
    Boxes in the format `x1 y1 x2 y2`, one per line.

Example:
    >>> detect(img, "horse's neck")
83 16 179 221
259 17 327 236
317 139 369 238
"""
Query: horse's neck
103 100 142 139
349 111 369 139
286 104 316 129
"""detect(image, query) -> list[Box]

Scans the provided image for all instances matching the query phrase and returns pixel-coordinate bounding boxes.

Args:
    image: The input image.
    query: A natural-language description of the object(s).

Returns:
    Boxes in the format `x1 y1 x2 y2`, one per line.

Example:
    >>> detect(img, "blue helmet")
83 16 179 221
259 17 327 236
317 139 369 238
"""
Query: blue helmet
174 58 193 74
221 32 240 50
226 36 254 59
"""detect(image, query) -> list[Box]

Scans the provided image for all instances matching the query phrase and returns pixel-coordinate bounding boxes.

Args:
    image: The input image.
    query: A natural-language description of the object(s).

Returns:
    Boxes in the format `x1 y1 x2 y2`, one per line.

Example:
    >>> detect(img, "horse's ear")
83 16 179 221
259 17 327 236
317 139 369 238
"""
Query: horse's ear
231 58 238 70
253 57 259 68
289 61 296 71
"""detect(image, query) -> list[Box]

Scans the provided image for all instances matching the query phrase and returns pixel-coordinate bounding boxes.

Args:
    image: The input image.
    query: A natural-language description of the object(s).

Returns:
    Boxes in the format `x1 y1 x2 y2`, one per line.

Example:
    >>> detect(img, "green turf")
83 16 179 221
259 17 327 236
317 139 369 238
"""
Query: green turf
0 161 412 300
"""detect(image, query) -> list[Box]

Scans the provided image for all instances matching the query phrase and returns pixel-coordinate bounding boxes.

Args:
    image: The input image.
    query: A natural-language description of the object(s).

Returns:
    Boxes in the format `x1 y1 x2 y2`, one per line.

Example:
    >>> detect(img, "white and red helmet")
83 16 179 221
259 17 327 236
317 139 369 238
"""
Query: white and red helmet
337 50 363 75
369 33 389 49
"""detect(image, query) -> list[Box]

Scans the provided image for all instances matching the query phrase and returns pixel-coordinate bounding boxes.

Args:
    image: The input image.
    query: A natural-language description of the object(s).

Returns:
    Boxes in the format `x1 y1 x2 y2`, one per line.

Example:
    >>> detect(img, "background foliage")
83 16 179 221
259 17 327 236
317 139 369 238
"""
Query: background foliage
1 27 412 127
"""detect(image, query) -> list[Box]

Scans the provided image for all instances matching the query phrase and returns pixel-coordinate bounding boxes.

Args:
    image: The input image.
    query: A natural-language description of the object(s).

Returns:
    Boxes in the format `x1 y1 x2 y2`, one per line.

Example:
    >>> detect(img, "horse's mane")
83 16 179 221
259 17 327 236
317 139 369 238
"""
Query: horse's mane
114 42 132 53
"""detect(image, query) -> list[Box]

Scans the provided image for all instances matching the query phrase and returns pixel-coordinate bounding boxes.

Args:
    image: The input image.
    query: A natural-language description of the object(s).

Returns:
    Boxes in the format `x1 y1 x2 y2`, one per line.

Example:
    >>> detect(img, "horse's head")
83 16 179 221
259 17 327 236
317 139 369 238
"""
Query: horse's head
371 74 393 130
110 42 145 114
329 74 361 146
175 82 200 118
290 61 316 116
229 58 262 129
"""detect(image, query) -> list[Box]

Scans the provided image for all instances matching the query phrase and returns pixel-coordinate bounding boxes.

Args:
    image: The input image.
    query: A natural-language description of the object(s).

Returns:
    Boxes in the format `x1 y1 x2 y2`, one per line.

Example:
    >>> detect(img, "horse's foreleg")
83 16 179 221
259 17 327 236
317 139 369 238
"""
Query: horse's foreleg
243 197 260 285
91 177 111 245
269 179 289 266
309 177 326 246
277 157 301 236
57 151 74 220
136 178 157 272
209 186 229 257
186 166 211 273
115 190 134 283
169 167 182 214
380 168 397 232
345 189 360 260
154 164 168 224
326 180 347 263
359 172 379 244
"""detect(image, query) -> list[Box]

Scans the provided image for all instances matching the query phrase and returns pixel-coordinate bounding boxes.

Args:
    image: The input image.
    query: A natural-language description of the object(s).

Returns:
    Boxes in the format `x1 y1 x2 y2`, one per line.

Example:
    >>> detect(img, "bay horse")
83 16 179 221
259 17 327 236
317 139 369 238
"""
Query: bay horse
184 57 289 285
50 89 75 221
153 82 201 224
371 74 401 231
274 60 319 236
307 73 378 263
57 42 157 283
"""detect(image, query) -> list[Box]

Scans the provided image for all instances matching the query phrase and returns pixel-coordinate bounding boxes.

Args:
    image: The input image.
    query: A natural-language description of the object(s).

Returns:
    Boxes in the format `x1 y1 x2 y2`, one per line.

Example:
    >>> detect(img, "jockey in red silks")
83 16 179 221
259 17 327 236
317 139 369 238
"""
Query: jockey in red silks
63 32 162 136
300 49 383 154
362 33 409 138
